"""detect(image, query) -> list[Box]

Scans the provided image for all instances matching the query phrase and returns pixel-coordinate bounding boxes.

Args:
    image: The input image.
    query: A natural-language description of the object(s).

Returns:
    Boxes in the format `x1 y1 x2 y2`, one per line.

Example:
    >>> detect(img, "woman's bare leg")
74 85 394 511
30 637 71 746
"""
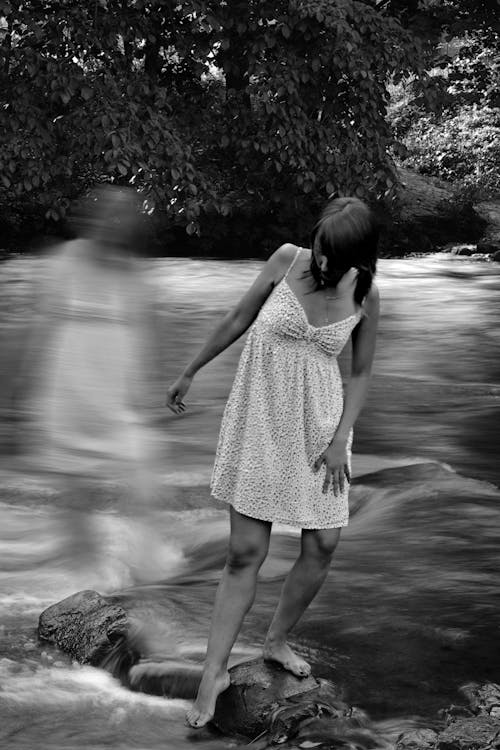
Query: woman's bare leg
263 527 341 677
187 507 271 728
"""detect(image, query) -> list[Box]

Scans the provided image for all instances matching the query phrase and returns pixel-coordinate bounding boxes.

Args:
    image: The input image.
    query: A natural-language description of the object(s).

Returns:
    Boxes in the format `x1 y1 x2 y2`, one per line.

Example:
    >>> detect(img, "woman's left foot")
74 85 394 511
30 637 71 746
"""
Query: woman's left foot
186 667 231 728
263 639 311 678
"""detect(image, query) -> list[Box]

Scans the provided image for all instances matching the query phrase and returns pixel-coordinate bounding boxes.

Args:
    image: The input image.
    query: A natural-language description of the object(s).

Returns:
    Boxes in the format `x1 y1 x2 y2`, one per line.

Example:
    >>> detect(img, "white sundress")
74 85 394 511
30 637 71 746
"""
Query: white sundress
210 248 364 529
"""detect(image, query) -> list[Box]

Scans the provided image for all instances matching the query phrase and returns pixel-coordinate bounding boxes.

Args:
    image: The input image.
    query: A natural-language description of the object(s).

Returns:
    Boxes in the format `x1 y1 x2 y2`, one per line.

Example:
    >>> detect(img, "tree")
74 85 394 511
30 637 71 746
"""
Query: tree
388 5 500 201
0 0 428 249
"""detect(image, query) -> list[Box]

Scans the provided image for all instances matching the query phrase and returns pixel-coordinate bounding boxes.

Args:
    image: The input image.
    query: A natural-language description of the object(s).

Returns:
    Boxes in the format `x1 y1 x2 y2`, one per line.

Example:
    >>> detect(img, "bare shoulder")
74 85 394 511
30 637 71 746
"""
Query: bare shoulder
265 243 302 283
273 242 302 264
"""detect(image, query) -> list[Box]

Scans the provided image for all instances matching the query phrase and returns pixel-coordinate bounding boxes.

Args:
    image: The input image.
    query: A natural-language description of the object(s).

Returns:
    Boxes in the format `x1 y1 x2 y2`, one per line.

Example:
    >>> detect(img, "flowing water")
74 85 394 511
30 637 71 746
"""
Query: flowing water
0 253 499 749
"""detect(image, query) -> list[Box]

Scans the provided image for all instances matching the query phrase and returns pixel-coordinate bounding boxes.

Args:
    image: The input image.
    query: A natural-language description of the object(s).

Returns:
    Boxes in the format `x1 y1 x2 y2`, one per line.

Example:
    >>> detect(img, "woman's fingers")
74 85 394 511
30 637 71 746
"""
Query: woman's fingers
344 464 351 484
316 457 351 495
166 390 186 414
333 469 340 496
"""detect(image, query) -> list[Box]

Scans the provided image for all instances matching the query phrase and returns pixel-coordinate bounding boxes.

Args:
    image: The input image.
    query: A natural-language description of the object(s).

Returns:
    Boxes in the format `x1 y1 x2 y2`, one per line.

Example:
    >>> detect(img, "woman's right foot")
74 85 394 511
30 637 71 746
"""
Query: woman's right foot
263 639 311 678
186 667 231 728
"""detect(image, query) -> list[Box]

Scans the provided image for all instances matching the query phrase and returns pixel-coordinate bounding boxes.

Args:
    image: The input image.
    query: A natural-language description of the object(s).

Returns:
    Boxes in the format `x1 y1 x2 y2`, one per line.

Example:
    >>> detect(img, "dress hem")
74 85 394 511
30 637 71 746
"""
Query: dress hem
211 494 349 530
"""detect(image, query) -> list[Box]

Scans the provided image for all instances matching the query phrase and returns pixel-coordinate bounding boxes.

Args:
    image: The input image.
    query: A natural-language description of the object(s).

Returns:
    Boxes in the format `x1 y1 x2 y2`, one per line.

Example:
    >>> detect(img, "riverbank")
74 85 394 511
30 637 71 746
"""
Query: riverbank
1 168 499 260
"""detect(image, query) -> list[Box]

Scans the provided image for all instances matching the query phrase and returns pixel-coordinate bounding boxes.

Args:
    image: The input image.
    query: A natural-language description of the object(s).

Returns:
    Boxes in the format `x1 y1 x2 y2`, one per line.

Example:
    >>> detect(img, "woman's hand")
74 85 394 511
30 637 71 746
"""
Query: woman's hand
166 373 193 414
314 438 350 496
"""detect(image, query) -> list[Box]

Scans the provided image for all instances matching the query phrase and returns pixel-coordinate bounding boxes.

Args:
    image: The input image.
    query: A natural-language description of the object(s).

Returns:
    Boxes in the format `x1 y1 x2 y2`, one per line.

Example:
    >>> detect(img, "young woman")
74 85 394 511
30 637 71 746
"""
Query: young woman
166 197 380 728
19 186 164 585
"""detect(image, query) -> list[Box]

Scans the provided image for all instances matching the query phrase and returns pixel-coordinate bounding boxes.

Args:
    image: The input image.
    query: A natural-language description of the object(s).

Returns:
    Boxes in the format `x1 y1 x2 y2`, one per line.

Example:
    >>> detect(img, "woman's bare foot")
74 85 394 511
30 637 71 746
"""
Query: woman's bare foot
263 639 311 678
186 667 231 728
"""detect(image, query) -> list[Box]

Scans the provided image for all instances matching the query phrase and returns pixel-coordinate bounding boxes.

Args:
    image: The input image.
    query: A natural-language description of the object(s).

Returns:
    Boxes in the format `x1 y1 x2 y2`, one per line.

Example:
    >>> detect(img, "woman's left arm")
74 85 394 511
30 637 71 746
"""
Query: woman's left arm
315 284 380 494
334 283 379 443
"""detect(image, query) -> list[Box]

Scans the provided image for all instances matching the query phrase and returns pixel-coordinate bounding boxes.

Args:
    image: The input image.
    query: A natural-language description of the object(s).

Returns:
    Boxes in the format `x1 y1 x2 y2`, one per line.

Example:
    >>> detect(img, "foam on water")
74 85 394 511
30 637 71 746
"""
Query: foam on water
0 500 186 618
0 658 188 713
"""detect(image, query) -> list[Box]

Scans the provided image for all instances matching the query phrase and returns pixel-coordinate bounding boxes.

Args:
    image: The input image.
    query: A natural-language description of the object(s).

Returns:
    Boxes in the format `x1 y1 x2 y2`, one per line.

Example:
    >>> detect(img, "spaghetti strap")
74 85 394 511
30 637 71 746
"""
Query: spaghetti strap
284 247 302 279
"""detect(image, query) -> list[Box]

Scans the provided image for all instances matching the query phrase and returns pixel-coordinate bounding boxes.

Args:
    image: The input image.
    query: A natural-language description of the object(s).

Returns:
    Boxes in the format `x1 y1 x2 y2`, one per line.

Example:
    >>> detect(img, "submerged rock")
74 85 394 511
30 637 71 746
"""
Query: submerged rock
128 659 202 699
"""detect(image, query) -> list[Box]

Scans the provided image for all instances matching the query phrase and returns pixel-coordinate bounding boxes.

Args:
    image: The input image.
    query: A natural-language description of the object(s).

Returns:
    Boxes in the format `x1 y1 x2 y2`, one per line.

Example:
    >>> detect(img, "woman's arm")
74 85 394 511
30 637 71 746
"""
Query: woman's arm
166 244 297 413
334 283 379 442
314 283 380 494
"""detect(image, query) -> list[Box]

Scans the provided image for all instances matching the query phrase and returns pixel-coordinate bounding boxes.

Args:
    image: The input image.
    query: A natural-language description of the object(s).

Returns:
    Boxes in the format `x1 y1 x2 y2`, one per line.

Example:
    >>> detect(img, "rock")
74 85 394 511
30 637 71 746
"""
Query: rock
450 245 475 256
437 716 500 750
380 167 486 256
212 657 343 739
396 684 500 750
474 201 500 256
491 250 500 262
478 240 500 254
38 590 131 666
460 683 500 716
128 659 203 699
397 728 439 750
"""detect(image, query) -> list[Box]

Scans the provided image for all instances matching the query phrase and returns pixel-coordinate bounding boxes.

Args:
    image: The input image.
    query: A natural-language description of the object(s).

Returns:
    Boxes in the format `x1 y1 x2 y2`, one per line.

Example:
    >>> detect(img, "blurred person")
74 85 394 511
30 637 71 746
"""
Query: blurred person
166 197 380 727
15 185 164 586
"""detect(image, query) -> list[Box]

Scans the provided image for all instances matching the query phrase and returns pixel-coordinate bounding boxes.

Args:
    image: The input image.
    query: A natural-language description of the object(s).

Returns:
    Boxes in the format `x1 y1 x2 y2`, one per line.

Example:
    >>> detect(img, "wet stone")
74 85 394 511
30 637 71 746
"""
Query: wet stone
397 728 439 750
38 589 130 665
212 657 345 740
437 716 500 750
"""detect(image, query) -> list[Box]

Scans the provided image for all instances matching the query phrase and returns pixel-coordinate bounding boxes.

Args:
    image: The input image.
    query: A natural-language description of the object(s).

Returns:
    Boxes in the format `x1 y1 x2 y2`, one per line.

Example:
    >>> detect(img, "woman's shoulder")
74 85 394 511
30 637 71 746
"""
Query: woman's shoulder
273 243 310 267
277 242 311 256
265 244 307 284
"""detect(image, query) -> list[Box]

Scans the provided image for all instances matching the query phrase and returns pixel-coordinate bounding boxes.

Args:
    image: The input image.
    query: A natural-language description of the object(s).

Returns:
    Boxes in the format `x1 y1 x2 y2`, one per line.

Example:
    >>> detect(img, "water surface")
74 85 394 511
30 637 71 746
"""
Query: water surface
0 253 499 749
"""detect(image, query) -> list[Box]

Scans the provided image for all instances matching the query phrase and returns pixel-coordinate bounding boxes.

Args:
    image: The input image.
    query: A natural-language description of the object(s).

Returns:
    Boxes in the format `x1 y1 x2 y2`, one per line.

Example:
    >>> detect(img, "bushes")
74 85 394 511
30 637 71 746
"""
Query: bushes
390 28 500 202
403 106 500 198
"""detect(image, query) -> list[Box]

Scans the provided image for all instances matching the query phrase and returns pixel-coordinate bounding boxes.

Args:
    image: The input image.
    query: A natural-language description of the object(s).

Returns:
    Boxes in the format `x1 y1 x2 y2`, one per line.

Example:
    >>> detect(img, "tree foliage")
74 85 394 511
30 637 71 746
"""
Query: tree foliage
390 24 500 201
1 0 485 249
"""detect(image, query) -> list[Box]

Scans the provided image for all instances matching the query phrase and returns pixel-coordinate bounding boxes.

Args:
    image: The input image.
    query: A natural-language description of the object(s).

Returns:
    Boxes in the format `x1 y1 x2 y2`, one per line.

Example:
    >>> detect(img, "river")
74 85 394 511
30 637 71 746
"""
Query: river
0 253 499 749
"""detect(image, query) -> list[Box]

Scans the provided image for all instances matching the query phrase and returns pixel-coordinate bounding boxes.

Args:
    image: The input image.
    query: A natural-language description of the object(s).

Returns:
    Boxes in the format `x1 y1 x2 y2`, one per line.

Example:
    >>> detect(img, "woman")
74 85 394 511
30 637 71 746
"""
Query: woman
166 197 380 727
20 186 164 585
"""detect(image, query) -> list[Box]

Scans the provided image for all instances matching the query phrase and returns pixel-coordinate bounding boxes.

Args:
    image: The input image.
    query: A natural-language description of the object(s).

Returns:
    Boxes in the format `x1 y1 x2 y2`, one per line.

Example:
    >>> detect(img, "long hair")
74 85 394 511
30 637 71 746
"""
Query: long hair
309 197 379 305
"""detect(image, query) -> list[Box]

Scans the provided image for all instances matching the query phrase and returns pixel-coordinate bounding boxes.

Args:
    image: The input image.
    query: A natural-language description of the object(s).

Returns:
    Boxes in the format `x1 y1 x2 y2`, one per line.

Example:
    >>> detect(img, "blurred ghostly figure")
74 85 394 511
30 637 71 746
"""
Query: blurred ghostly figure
17 186 167 587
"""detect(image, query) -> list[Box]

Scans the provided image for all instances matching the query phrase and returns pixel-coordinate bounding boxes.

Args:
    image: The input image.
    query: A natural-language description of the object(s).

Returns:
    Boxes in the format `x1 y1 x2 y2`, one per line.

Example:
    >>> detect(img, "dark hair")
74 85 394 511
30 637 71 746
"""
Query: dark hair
309 197 379 305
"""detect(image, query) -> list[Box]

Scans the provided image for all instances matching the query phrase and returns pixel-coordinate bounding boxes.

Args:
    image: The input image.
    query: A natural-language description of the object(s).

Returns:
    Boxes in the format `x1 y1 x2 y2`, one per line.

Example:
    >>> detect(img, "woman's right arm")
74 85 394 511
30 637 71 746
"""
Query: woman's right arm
166 243 296 413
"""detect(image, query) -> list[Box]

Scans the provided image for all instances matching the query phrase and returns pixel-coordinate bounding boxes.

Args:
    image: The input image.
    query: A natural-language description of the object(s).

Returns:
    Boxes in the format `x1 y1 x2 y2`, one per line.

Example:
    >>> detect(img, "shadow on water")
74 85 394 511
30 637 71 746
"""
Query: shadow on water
0 254 499 748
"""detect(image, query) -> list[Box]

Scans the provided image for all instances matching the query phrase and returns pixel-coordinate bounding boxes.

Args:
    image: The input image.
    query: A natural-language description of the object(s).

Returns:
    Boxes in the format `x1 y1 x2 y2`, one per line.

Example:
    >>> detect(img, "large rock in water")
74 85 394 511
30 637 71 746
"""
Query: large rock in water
212 658 321 738
38 590 133 666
